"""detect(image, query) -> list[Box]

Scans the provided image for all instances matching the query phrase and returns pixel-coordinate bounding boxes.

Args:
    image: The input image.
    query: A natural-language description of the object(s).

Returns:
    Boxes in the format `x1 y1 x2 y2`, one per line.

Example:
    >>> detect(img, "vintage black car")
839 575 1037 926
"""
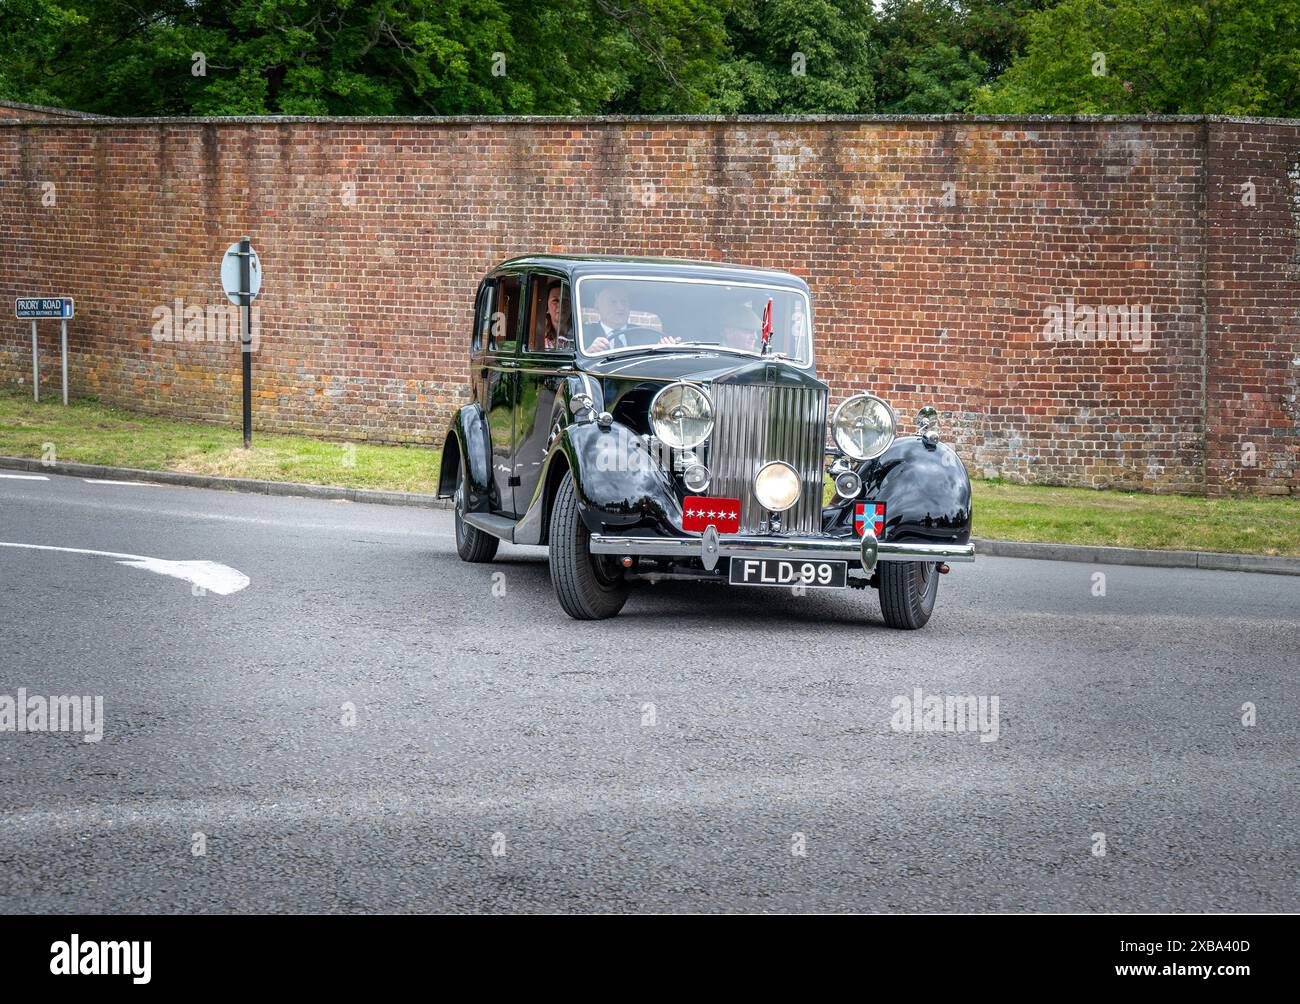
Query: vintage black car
437 255 974 628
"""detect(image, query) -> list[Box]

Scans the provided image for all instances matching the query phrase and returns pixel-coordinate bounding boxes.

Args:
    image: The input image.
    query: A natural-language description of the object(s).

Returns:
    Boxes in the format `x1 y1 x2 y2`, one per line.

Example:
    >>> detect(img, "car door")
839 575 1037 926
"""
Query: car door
481 272 525 515
512 272 574 516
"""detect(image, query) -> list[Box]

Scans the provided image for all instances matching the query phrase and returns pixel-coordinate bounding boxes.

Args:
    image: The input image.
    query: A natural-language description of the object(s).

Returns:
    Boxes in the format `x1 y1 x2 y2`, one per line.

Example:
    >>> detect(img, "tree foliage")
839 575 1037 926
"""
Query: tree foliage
972 0 1300 116
873 0 1049 113
0 0 85 105
4 0 1300 118
706 0 878 114
0 0 733 116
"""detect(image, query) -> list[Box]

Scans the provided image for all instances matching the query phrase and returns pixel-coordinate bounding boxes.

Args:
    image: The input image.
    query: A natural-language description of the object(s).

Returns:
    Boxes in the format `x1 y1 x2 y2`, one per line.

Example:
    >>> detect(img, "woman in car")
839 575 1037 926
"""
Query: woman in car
542 280 571 351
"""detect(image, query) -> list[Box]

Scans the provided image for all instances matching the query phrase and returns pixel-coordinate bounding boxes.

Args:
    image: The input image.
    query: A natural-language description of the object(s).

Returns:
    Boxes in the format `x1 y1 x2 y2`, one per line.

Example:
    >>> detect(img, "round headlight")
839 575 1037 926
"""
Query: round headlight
754 461 801 512
832 393 896 461
651 383 713 450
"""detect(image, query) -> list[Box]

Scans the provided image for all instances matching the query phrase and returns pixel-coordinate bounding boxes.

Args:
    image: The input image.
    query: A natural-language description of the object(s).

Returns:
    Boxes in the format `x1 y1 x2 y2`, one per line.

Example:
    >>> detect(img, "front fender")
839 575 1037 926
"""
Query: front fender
436 403 494 511
558 420 682 534
829 437 972 544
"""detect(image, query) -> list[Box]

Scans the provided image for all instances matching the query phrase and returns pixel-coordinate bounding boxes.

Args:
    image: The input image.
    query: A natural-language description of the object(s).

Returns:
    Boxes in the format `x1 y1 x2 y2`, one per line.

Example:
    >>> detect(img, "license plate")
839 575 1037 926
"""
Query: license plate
728 558 848 589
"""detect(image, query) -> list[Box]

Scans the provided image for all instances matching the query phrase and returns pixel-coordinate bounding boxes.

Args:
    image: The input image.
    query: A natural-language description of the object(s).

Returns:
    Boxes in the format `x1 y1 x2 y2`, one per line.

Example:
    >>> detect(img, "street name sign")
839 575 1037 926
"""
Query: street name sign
15 296 74 319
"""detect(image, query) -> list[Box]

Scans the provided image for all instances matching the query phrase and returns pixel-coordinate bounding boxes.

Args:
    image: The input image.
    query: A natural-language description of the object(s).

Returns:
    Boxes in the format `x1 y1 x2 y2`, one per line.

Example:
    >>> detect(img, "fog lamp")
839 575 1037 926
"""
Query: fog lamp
754 461 801 512
683 464 710 493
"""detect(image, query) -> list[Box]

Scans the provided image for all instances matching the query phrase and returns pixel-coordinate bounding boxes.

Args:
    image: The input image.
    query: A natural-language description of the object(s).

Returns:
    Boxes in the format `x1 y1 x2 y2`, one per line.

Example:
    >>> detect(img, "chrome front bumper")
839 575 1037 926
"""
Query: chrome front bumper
588 529 975 574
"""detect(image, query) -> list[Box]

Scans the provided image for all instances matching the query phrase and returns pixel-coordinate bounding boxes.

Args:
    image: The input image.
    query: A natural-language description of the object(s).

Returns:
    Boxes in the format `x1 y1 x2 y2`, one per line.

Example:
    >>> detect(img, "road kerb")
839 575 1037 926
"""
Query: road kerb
3 455 1296 574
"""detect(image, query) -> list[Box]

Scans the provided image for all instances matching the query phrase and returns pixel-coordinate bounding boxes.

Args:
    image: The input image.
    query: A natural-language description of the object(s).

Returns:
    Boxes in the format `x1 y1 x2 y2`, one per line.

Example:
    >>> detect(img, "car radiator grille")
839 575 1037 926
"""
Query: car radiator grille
705 383 829 535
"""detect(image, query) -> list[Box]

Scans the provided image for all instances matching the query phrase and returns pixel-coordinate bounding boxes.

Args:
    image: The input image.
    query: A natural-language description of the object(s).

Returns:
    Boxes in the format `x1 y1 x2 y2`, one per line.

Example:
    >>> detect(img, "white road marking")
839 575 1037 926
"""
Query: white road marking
84 479 166 487
0 488 455 537
0 473 49 480
0 542 250 595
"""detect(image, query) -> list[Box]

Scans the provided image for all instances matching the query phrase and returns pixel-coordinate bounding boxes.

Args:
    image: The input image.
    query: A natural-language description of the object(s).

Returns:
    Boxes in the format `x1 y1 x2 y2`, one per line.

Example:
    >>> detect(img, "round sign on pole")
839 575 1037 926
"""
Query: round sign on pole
221 241 262 304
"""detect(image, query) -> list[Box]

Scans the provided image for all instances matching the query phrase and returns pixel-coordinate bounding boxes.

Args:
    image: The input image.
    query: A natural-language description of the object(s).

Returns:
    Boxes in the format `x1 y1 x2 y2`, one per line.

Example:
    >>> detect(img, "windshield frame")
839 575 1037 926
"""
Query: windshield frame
573 273 815 370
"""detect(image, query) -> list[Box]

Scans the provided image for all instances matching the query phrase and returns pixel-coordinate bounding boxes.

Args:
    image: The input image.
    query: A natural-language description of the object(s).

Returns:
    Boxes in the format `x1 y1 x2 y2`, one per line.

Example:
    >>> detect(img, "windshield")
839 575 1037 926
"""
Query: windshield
575 276 812 365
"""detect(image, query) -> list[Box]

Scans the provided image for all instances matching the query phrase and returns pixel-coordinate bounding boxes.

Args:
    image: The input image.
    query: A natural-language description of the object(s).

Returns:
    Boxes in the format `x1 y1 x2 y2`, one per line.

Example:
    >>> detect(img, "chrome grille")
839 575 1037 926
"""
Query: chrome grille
706 382 829 534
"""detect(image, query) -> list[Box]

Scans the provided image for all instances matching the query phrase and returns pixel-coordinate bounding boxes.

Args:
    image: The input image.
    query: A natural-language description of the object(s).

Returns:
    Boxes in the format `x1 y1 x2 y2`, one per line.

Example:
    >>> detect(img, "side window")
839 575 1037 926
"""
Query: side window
473 280 494 354
525 276 573 353
489 274 523 353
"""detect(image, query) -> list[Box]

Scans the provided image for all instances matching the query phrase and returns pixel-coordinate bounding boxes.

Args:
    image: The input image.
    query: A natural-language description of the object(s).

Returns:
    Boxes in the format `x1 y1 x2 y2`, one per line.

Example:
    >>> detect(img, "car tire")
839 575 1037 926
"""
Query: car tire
453 456 499 563
877 561 939 630
549 470 628 620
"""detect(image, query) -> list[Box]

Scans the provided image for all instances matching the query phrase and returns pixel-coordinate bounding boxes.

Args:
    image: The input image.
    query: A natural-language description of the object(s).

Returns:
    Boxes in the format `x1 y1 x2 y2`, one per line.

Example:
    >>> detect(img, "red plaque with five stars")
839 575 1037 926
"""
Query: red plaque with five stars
683 496 741 533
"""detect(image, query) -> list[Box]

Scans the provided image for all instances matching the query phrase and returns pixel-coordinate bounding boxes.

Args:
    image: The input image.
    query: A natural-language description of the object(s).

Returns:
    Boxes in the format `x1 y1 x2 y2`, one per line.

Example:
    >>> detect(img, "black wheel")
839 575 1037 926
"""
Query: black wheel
453 456 498 563
548 470 628 619
877 561 940 630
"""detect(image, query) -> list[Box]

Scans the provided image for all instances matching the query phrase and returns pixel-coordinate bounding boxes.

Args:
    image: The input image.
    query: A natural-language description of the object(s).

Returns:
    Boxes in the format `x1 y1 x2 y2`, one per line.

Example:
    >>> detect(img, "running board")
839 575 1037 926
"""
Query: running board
462 512 520 542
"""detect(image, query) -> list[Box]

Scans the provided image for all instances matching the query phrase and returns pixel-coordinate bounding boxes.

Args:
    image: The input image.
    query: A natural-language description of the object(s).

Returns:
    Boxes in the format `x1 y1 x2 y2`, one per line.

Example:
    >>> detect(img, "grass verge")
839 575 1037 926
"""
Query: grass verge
0 391 441 493
3 391 1297 555
972 480 1300 557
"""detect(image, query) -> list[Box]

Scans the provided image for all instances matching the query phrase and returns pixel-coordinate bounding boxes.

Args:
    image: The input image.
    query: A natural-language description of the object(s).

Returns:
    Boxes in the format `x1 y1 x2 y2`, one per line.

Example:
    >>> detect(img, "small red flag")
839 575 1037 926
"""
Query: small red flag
761 298 773 351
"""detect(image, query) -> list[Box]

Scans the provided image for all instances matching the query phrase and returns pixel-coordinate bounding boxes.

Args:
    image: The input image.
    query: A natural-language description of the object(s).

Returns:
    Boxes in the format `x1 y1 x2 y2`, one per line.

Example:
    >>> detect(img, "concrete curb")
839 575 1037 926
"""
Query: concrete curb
972 537 1300 577
4 455 1297 575
0 455 453 510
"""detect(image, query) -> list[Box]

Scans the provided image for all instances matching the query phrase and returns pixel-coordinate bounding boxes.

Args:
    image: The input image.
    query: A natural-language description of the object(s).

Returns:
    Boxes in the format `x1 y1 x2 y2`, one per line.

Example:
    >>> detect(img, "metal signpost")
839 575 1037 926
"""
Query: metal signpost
221 239 262 448
15 296 75 404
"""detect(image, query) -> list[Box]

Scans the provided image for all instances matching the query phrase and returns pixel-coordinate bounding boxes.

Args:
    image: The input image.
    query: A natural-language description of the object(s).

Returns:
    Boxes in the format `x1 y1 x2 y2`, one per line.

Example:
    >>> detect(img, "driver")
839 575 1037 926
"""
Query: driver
586 283 680 353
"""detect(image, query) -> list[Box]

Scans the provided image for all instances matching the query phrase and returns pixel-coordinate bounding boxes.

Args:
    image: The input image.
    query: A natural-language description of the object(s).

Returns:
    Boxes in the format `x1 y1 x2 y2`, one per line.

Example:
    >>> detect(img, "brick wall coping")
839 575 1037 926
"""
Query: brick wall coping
0 100 103 119
2 112 1299 128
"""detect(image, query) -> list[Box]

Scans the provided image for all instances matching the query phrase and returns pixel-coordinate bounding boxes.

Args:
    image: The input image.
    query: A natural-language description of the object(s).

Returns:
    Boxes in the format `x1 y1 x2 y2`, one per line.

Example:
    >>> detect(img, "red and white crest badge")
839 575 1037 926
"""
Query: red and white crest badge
854 501 885 538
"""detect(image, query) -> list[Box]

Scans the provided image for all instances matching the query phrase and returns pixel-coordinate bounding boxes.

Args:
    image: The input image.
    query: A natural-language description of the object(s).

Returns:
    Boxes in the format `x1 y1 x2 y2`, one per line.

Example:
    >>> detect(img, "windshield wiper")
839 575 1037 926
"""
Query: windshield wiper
596 342 713 358
673 342 798 363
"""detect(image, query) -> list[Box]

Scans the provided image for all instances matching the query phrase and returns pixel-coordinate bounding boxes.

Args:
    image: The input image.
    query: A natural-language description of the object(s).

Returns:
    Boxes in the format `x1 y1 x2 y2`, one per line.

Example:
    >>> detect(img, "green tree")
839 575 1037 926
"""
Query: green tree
596 0 734 113
971 0 1300 116
873 0 1050 114
706 0 878 114
0 0 85 105
0 0 734 116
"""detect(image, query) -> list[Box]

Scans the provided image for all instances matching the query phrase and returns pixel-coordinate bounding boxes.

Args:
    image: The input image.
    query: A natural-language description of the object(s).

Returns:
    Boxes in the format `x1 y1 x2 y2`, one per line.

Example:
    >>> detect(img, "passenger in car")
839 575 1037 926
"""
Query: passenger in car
542 280 571 351
719 303 762 352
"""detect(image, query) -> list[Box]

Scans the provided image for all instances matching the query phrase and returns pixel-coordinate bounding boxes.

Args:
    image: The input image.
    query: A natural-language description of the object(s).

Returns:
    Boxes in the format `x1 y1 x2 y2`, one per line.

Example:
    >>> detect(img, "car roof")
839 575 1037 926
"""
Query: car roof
492 254 810 291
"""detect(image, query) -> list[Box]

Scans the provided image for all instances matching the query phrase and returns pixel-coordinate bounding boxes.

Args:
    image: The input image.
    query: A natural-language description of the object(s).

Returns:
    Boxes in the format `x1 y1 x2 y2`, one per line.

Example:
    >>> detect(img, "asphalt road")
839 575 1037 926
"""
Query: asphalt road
1 472 1297 913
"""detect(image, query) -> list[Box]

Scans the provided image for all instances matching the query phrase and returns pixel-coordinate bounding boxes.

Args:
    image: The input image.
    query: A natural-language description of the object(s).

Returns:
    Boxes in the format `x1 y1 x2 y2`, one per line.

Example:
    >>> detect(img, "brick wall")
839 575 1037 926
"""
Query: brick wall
1 114 1297 495
1205 122 1300 494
